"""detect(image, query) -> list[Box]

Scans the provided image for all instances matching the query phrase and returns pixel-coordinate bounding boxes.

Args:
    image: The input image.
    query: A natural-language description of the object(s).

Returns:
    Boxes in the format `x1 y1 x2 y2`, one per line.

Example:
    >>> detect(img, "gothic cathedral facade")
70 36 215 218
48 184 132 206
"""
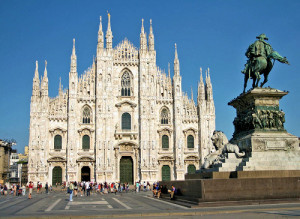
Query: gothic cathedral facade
28 15 215 185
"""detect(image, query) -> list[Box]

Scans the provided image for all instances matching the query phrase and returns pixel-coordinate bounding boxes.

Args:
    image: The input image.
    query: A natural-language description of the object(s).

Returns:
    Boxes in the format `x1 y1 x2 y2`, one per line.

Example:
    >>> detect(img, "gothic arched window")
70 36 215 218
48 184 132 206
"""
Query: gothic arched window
187 135 194 149
82 135 90 150
162 135 169 149
161 108 169 125
54 135 62 150
82 107 91 124
122 112 131 130
121 71 131 96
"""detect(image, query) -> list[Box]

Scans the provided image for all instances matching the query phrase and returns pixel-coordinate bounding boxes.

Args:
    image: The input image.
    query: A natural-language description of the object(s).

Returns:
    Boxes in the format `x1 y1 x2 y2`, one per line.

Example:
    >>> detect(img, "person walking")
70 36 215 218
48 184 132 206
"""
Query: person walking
45 182 49 194
143 181 146 192
69 181 74 201
85 181 90 196
4 185 8 197
74 181 78 197
37 182 40 194
28 181 33 199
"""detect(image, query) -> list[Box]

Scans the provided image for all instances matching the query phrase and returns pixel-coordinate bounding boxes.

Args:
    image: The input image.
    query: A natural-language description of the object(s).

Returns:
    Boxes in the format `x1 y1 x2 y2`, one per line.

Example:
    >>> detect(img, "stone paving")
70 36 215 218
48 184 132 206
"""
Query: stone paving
1 190 300 218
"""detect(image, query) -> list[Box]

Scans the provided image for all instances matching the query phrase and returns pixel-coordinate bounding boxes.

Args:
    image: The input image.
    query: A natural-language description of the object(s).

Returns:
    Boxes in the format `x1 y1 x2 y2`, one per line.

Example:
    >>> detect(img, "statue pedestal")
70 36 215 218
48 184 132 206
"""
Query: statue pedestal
228 87 299 171
228 87 298 153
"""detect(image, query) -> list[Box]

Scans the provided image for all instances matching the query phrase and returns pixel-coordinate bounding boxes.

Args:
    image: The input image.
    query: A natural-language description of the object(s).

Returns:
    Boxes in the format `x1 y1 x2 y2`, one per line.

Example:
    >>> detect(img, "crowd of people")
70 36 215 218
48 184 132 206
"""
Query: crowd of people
0 183 26 197
0 181 177 201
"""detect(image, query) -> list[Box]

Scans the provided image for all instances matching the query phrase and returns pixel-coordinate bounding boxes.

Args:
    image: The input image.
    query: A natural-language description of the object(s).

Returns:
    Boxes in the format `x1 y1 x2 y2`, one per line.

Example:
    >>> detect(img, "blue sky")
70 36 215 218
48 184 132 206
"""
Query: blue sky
0 0 299 153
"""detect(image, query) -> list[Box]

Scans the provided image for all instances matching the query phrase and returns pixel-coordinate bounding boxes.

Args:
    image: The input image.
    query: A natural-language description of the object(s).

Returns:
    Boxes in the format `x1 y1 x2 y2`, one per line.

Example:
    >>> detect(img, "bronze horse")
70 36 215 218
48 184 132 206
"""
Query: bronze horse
243 51 289 93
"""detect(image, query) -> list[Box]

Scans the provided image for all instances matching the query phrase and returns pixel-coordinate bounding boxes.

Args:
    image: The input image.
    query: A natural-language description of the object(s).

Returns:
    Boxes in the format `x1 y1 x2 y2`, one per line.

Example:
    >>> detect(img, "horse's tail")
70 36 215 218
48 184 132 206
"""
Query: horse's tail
268 51 290 65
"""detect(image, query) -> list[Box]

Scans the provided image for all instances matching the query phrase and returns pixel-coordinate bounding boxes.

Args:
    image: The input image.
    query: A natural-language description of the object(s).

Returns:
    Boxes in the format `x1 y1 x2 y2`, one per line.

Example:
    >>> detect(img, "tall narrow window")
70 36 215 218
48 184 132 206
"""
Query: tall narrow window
121 71 131 96
161 108 169 125
162 135 169 149
187 135 194 149
82 135 90 149
122 113 131 130
82 107 91 124
54 135 62 150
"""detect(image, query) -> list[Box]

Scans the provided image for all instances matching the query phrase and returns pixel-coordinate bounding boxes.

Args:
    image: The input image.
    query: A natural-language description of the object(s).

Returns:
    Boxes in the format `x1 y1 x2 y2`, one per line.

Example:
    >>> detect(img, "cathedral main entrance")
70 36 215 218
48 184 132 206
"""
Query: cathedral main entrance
120 156 133 184
81 166 90 182
52 166 62 185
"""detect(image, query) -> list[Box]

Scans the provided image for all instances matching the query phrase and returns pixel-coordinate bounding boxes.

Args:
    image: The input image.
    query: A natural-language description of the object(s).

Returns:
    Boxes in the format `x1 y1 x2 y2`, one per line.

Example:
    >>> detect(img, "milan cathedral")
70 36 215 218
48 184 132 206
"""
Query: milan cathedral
28 15 215 185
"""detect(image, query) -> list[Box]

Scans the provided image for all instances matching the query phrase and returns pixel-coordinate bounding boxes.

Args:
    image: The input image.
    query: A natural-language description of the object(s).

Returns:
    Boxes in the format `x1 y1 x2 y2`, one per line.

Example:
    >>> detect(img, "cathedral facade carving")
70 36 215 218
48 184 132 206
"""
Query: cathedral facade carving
28 15 215 185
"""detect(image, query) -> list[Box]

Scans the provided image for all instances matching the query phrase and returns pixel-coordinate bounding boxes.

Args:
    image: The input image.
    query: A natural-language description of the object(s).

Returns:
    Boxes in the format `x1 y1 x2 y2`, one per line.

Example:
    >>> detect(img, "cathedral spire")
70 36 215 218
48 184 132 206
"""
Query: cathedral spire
98 16 104 50
43 60 48 79
34 60 39 80
106 12 113 50
32 60 40 99
41 60 48 97
148 19 154 51
140 18 147 52
174 43 180 76
198 67 205 104
205 68 213 101
70 38 77 74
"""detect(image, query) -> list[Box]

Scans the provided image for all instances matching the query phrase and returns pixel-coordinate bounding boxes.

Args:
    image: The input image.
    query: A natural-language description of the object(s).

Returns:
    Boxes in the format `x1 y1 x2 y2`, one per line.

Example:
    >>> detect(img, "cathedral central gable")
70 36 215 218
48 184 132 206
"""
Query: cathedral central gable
113 38 138 66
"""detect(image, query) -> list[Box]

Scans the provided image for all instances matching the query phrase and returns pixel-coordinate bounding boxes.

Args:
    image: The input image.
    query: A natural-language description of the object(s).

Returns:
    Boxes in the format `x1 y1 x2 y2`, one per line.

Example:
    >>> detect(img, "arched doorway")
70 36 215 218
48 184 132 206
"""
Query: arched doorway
162 165 171 181
187 164 196 174
120 156 133 184
52 166 62 185
81 166 90 181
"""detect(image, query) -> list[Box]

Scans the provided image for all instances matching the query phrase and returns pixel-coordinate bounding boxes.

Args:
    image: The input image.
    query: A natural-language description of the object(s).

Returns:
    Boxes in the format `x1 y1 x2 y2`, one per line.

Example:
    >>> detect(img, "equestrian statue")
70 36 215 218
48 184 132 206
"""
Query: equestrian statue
242 34 289 93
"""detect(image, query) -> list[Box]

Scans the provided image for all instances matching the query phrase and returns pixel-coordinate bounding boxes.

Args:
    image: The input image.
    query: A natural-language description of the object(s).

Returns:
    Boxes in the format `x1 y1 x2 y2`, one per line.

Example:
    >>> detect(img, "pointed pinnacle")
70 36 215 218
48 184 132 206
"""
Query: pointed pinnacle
99 16 103 32
44 60 47 78
72 38 76 56
141 18 144 33
207 67 211 82
168 62 170 78
35 60 39 78
149 19 153 34
107 11 111 31
174 43 178 60
200 67 203 83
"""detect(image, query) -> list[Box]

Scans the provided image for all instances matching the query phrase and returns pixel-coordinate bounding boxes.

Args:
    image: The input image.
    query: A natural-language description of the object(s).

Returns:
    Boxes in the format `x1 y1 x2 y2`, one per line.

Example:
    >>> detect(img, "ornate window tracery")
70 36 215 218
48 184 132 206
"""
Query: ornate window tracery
121 71 131 96
82 106 91 124
161 108 170 125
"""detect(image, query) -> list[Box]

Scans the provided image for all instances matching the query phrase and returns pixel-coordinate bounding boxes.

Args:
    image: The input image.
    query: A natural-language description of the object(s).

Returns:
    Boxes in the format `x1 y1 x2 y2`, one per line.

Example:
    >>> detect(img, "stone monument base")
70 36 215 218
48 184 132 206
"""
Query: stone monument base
186 170 300 179
160 176 300 205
